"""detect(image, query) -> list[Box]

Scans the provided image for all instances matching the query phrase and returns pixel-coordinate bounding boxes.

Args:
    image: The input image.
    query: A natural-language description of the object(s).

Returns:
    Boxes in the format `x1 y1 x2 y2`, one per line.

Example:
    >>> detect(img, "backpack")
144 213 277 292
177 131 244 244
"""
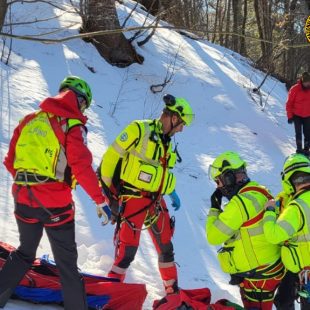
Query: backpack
14 110 81 187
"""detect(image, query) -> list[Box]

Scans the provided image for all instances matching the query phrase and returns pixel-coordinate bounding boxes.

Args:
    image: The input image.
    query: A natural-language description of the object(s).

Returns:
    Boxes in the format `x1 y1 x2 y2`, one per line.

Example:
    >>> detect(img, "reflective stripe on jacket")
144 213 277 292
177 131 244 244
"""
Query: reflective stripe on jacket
100 119 177 195
263 190 310 272
207 181 281 273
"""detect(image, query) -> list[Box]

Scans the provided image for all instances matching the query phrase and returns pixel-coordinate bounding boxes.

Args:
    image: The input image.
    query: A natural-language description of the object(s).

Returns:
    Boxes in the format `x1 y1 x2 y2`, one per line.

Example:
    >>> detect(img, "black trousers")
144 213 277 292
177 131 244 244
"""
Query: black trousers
274 271 298 310
293 116 310 152
274 270 310 310
0 203 88 310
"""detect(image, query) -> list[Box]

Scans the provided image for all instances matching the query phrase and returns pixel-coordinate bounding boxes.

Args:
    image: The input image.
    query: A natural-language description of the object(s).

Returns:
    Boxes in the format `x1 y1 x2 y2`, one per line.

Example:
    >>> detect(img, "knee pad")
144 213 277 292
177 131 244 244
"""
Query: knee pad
118 246 138 268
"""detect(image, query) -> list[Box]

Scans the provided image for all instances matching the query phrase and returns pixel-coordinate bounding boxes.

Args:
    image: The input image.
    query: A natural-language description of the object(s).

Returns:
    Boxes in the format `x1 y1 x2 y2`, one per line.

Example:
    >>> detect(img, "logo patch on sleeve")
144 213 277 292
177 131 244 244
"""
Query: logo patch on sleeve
120 132 128 142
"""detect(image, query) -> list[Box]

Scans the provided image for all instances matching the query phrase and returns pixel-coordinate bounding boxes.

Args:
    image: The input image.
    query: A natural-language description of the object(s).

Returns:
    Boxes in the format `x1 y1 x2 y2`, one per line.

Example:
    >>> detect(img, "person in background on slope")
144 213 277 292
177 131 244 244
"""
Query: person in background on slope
263 153 310 310
98 94 194 296
206 151 285 310
286 72 310 156
0 76 111 310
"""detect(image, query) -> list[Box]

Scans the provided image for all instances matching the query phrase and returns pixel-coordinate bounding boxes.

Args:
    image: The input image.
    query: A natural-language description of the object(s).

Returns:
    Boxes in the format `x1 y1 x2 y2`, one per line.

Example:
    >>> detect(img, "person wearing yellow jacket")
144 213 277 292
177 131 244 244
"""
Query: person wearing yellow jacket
206 151 285 310
99 94 194 295
263 153 310 310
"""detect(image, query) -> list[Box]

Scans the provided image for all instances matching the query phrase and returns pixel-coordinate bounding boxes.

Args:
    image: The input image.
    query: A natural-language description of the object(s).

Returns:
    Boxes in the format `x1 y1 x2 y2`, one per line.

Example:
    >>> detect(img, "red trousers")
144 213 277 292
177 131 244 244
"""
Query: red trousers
108 196 177 289
240 273 285 310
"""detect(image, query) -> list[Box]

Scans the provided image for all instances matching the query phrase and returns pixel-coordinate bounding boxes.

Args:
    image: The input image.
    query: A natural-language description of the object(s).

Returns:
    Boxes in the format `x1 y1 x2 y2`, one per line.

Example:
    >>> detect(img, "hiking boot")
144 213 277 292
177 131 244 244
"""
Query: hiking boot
304 149 310 157
296 149 304 154
0 288 14 308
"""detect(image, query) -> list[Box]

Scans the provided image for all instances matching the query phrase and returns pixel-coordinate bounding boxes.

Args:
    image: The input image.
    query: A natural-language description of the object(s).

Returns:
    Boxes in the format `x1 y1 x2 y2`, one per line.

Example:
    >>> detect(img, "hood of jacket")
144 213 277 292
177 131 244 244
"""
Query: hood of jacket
39 90 88 124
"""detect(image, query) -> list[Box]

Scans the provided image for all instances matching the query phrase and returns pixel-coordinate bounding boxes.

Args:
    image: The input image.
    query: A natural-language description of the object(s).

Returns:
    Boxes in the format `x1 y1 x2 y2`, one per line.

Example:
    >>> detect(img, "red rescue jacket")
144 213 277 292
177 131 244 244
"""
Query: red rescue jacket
286 80 310 119
3 90 105 208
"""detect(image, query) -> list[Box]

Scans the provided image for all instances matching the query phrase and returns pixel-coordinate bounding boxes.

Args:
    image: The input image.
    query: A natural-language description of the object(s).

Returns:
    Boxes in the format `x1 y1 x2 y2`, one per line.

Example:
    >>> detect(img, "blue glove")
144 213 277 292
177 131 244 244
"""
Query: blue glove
96 202 111 225
169 190 181 211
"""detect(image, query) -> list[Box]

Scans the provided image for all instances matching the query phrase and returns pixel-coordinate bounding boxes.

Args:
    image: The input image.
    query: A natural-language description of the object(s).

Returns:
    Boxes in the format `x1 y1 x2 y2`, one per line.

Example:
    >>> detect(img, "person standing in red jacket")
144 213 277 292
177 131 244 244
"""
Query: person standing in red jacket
0 76 111 310
286 72 310 155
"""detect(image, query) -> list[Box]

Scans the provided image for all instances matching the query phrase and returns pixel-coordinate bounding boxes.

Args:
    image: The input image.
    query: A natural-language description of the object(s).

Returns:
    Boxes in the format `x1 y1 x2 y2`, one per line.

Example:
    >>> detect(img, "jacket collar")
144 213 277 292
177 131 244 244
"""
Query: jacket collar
39 90 88 124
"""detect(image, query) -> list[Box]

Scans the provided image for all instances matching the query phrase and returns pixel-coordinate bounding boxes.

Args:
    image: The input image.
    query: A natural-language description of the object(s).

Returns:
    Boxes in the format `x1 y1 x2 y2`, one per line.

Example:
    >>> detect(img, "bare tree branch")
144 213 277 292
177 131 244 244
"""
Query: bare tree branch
137 15 160 46
121 0 139 28
3 11 73 26
8 0 71 11
150 48 183 93
1 25 309 49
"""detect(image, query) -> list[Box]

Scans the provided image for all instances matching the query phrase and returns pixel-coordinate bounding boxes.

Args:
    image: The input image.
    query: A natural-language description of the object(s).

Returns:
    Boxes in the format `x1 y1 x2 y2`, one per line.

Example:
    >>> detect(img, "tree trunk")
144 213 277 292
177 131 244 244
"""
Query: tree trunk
81 0 143 67
232 0 242 53
218 0 227 46
302 0 310 12
239 0 247 56
212 0 220 43
205 0 210 41
224 0 232 48
140 0 160 16
283 0 298 84
253 0 273 71
0 0 8 32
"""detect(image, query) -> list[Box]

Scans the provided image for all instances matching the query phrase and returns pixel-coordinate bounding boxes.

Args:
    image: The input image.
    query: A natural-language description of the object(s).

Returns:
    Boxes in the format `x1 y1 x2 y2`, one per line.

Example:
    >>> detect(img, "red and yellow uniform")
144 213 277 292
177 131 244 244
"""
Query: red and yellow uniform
207 150 285 310
4 90 105 210
100 119 178 291
0 76 106 310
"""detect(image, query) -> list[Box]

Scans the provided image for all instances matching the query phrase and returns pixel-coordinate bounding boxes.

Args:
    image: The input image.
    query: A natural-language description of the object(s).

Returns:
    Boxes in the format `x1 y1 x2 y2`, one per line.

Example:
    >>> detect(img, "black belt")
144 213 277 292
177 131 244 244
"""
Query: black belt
233 258 284 280
120 187 158 199
14 172 57 184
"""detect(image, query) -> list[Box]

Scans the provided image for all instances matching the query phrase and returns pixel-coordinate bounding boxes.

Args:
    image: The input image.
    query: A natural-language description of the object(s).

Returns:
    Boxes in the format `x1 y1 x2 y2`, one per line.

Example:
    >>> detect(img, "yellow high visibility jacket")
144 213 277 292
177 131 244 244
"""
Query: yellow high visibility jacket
263 189 310 273
206 182 281 274
100 119 177 195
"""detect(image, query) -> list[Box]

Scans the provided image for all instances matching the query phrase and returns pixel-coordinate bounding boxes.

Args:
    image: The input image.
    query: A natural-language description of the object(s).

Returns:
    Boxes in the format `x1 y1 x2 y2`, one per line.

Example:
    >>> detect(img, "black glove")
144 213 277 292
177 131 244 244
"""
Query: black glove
288 118 294 124
211 188 223 210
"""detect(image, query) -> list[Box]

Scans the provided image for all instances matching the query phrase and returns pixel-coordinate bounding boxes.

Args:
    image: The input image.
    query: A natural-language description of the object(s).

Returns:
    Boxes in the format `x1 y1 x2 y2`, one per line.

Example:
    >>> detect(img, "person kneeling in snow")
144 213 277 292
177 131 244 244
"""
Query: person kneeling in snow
98 94 194 296
206 151 285 310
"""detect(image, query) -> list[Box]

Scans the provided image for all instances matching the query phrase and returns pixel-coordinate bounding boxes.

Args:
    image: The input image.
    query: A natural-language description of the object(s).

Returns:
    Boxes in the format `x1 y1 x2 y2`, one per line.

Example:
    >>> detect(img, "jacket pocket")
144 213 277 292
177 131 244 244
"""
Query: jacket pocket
281 243 304 273
217 247 238 274
134 163 162 191
162 172 176 195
